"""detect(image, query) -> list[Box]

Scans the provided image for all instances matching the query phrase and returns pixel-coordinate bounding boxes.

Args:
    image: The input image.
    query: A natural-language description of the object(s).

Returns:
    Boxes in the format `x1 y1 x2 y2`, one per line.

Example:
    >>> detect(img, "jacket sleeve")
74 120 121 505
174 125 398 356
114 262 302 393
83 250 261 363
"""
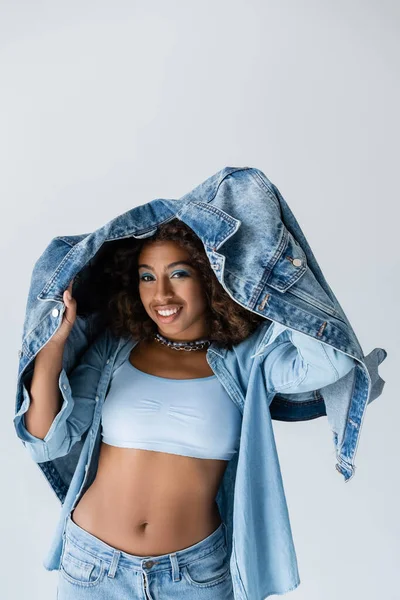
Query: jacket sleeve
13 330 107 463
263 327 357 394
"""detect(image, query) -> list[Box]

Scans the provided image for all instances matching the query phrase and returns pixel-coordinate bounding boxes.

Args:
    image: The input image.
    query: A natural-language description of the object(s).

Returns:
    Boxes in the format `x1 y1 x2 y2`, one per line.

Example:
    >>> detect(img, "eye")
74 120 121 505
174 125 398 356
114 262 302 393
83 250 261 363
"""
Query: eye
139 270 190 282
171 270 190 278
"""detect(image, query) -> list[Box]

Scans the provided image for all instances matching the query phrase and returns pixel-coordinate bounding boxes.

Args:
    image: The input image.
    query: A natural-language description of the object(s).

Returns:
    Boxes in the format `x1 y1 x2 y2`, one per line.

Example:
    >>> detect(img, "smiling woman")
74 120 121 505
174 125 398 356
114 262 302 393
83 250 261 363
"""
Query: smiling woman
14 167 387 600
54 219 266 600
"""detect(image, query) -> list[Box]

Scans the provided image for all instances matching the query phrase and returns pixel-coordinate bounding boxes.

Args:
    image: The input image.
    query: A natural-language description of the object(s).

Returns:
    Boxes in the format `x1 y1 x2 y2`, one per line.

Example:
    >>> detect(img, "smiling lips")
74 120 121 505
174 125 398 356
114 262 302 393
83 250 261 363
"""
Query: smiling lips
154 305 181 314
154 306 183 322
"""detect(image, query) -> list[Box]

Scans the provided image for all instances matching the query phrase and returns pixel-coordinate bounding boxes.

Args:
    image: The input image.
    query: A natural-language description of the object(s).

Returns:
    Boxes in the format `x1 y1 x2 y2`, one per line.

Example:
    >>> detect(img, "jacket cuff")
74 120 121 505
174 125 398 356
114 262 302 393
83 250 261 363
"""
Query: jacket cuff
13 368 72 463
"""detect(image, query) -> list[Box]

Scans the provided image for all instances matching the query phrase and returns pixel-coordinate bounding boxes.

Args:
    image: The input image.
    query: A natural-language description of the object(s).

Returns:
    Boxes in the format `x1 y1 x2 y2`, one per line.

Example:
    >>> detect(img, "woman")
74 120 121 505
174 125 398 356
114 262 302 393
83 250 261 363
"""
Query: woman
23 218 355 599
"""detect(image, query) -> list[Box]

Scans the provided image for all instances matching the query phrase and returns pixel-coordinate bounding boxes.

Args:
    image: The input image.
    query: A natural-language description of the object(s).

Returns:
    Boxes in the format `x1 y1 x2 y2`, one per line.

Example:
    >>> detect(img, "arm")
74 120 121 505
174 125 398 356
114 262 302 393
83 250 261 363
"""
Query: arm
13 331 107 463
263 326 357 394
22 341 65 440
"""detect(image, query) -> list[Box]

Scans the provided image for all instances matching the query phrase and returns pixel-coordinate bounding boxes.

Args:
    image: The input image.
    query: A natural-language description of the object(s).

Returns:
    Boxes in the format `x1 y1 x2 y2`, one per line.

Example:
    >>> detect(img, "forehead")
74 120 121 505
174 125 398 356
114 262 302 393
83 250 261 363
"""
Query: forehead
138 240 190 262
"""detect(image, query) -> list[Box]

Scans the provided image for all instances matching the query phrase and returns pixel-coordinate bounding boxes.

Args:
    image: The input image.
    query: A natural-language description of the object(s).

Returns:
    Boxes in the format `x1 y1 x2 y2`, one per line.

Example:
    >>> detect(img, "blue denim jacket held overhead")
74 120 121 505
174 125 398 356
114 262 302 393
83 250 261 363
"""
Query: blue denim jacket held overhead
13 167 387 600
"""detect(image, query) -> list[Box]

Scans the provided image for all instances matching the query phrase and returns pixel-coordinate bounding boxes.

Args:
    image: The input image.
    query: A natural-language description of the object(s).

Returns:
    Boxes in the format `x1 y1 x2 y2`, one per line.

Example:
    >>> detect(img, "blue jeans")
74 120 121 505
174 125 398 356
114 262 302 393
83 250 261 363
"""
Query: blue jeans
57 514 234 599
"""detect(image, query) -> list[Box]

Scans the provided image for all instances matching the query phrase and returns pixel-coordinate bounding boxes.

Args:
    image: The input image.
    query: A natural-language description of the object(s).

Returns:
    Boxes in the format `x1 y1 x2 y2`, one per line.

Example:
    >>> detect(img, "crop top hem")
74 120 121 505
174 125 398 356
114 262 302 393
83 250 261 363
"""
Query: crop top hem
101 437 236 461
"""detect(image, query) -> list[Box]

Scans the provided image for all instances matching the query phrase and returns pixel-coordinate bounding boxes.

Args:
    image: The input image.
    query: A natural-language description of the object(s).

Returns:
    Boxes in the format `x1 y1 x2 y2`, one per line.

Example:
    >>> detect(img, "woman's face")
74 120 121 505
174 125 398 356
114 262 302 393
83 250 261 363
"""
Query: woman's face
137 240 210 341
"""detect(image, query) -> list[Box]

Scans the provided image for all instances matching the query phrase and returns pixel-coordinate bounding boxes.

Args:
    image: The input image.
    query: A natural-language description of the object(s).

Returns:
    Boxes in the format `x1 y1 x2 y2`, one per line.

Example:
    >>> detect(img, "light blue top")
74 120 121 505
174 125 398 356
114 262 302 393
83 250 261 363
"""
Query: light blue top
101 356 242 460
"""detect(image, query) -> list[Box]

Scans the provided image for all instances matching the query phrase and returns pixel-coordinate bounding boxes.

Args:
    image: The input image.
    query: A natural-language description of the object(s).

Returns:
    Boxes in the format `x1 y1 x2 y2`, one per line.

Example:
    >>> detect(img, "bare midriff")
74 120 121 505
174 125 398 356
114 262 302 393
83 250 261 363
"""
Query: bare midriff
70 339 230 557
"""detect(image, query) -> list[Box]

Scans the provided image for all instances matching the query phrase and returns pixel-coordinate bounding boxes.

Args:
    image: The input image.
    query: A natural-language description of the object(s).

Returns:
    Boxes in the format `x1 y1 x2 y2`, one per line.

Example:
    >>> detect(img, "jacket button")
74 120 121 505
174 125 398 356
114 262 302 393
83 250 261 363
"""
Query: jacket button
292 258 302 267
95 395 99 402
51 308 59 317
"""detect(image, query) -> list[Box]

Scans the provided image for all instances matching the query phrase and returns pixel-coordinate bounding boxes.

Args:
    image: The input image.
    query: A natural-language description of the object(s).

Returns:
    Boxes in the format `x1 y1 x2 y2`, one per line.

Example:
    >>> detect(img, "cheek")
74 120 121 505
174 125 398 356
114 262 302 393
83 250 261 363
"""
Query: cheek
138 285 151 305
186 285 208 311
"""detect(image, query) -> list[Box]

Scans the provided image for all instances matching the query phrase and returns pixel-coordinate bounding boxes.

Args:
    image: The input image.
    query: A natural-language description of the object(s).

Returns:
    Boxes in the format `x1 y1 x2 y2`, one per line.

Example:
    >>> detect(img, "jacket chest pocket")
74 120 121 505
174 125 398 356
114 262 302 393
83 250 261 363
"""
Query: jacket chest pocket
266 229 307 292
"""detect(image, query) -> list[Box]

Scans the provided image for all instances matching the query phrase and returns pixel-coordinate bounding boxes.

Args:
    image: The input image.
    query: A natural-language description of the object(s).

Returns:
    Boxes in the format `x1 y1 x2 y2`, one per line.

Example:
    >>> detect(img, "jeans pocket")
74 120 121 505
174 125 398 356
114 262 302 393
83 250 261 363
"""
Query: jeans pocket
60 536 105 588
182 543 231 588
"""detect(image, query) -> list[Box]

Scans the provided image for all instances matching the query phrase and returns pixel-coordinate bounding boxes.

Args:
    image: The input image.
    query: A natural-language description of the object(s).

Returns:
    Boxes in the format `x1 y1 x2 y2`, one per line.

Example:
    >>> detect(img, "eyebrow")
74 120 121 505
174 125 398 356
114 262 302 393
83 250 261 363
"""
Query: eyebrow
137 260 194 271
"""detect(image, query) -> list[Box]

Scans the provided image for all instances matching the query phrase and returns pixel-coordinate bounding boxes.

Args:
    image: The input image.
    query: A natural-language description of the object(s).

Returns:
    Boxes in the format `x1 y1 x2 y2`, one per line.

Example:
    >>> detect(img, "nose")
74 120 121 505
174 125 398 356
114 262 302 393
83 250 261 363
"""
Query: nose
153 275 175 301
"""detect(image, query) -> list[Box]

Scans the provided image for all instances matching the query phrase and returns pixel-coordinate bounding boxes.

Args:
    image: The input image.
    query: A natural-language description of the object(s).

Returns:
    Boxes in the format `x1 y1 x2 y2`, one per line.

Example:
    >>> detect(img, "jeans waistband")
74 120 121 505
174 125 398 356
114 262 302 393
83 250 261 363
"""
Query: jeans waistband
64 514 227 574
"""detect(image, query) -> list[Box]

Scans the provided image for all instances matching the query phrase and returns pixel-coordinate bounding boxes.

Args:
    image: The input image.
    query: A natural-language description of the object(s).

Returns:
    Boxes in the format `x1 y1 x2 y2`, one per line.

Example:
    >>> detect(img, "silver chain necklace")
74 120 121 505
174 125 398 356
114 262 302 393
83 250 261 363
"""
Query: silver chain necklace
153 332 211 352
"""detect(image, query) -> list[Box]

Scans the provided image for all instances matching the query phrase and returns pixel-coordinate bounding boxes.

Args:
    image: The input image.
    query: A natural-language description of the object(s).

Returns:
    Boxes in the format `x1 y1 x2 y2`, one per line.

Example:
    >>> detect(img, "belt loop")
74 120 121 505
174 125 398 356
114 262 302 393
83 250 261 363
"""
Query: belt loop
169 553 181 582
107 550 121 578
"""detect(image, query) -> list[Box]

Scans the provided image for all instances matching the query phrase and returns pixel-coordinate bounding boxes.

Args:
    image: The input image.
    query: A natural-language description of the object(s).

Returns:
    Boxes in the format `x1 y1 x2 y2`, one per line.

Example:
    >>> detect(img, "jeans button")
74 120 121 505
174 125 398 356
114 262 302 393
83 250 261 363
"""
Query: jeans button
144 560 155 568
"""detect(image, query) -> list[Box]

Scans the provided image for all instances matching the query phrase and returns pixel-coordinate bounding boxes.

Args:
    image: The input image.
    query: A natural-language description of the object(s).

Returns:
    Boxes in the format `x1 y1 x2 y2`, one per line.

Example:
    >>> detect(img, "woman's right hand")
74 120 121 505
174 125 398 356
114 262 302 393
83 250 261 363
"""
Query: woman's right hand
50 278 77 347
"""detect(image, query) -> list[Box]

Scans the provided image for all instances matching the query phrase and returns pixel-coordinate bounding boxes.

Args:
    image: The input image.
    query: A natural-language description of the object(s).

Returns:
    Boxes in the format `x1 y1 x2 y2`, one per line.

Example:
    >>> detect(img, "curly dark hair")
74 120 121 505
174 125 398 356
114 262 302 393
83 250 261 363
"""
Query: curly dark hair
75 218 267 350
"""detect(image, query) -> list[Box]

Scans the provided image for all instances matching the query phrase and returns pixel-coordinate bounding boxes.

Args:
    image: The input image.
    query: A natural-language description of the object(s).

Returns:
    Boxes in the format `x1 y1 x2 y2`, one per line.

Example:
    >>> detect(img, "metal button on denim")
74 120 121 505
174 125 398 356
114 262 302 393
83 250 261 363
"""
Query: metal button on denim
144 560 155 568
292 258 302 267
51 308 59 317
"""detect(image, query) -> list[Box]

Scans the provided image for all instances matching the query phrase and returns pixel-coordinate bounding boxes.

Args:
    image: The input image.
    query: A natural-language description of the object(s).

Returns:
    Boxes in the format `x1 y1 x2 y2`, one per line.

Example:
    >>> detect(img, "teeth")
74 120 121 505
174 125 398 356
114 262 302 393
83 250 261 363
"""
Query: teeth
157 307 180 316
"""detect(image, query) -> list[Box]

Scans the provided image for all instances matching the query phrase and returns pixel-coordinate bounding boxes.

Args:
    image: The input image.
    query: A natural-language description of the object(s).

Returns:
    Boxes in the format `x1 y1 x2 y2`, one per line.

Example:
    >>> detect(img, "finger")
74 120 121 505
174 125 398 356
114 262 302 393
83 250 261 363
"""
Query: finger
63 288 74 304
64 279 75 301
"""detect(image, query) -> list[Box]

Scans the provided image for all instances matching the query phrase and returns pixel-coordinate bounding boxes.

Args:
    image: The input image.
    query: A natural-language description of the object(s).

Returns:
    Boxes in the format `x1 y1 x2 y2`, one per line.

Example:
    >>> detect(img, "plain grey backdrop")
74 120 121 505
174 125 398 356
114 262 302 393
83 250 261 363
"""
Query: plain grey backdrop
1 1 398 599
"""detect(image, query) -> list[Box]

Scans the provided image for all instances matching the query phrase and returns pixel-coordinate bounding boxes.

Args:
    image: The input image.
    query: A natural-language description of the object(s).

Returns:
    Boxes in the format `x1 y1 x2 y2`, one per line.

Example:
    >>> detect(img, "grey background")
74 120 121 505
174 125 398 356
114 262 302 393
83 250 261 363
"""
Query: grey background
1 1 398 599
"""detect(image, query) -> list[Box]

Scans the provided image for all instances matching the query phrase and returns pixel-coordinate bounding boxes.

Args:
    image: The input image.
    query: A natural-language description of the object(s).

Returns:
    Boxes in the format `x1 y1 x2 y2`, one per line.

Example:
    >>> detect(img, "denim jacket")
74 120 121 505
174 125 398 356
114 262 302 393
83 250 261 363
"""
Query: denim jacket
13 166 387 600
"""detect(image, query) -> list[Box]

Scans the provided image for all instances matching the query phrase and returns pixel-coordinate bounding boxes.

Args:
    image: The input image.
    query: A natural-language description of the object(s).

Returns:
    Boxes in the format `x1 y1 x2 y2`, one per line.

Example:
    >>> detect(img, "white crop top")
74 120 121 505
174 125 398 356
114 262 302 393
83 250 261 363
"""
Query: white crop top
101 356 242 460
